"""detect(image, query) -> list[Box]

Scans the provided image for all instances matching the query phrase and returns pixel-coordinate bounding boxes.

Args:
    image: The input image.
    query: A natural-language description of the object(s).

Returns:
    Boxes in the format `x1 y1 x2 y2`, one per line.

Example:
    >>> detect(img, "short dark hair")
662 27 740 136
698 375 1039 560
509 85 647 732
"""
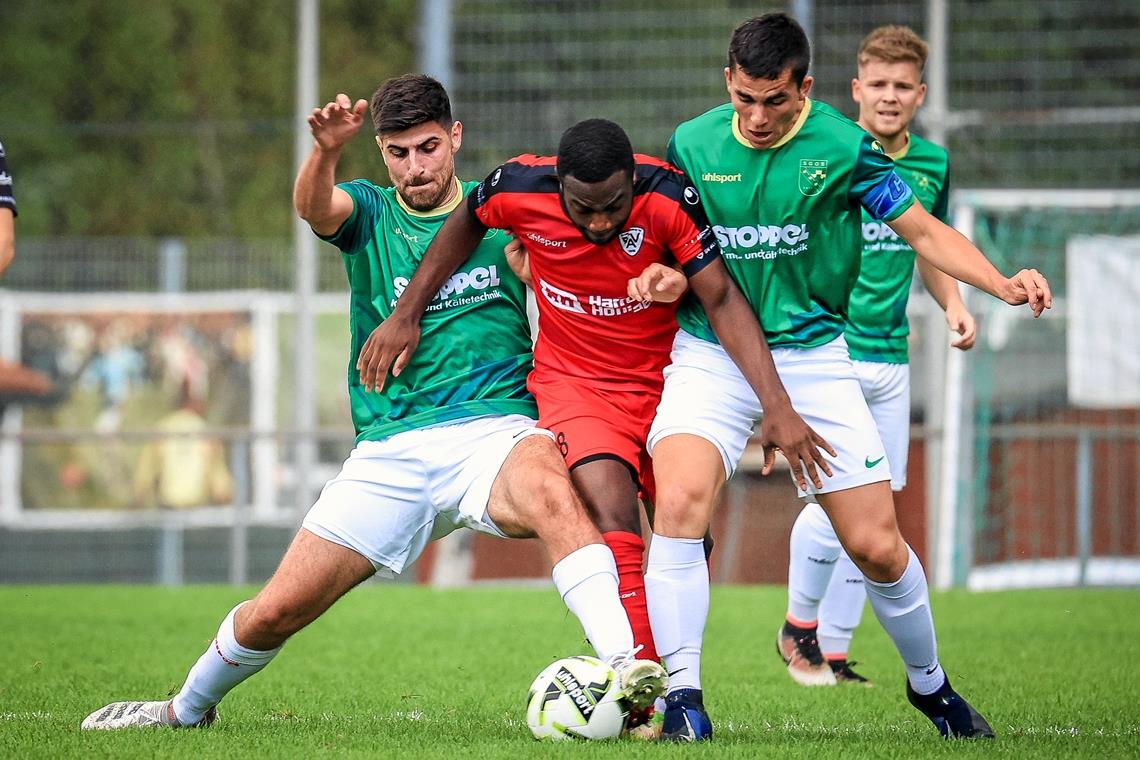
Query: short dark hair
370 74 453 136
729 13 811 85
556 119 635 183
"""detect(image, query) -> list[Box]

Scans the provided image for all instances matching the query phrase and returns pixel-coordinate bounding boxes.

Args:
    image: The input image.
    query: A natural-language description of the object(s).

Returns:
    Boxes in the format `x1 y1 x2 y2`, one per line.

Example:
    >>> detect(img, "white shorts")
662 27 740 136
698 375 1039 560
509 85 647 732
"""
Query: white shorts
302 414 552 577
852 360 910 491
647 330 890 498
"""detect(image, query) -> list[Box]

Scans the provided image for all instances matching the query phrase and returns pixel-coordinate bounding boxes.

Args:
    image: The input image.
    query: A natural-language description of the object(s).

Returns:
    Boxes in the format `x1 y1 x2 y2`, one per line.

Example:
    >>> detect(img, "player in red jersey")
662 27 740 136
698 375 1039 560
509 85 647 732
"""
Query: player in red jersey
358 118 831 732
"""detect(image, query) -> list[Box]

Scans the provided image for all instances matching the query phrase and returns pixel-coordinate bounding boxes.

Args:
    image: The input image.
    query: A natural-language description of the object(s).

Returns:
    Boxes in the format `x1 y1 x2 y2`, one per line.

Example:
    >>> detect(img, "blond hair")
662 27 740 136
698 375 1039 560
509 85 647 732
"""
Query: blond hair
857 25 929 72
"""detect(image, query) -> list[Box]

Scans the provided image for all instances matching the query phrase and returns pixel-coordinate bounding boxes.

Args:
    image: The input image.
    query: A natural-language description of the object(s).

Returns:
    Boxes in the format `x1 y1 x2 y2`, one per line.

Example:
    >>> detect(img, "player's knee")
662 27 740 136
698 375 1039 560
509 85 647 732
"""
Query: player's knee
844 533 907 581
652 479 715 538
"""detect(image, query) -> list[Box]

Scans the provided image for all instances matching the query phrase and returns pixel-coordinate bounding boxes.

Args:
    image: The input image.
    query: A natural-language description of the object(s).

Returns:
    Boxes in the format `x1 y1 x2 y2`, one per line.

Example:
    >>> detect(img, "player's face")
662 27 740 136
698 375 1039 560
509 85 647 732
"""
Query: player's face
559 170 634 245
852 60 926 143
725 65 812 149
377 119 463 211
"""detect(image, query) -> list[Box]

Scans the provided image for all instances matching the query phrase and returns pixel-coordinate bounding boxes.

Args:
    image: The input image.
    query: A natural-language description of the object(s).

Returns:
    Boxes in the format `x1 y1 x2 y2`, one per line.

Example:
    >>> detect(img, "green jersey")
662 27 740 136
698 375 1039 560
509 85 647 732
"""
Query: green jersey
846 133 950 363
669 99 915 349
320 177 536 443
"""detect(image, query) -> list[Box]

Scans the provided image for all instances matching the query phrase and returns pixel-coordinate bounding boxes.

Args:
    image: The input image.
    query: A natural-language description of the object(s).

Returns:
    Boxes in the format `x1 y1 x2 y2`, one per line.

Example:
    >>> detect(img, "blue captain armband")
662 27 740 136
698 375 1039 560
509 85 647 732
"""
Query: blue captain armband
862 170 915 221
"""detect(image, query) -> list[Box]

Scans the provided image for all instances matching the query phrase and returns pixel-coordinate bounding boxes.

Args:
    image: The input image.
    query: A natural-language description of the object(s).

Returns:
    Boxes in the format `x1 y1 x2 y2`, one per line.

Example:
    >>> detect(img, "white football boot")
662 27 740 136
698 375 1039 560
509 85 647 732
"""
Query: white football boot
81 700 217 730
608 652 668 714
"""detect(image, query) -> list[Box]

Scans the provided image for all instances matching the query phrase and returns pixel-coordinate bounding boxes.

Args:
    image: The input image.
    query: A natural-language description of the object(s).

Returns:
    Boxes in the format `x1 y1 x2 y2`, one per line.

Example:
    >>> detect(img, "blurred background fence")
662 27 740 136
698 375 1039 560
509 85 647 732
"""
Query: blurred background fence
0 0 1136 588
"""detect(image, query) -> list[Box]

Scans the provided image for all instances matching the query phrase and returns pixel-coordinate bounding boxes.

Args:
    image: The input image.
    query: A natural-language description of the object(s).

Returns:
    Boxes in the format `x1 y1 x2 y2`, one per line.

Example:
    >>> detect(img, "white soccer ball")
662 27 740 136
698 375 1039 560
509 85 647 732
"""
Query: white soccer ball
525 655 627 740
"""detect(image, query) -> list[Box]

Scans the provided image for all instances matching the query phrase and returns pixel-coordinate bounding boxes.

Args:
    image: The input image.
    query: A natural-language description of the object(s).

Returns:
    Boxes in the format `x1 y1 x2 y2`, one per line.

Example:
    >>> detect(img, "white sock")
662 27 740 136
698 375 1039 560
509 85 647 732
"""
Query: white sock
552 543 634 663
818 551 867 658
644 534 706 693
786 503 842 624
863 545 945 695
171 603 281 724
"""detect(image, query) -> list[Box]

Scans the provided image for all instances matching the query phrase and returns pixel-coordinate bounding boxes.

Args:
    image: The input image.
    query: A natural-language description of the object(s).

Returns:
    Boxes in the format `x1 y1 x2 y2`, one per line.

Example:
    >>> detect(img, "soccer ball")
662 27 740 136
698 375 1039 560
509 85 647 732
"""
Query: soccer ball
525 655 626 740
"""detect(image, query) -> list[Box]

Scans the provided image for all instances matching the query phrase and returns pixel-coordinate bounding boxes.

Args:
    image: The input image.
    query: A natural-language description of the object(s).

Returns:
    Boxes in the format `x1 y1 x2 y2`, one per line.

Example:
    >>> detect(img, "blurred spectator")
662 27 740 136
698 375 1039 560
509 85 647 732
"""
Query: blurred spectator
133 381 233 509
81 326 145 433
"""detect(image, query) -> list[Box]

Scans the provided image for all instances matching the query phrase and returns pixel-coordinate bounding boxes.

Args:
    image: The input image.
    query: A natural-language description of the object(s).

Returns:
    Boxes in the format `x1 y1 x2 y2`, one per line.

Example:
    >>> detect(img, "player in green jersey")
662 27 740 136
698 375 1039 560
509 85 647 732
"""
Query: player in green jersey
784 25 979 688
81 75 665 733
642 14 1049 740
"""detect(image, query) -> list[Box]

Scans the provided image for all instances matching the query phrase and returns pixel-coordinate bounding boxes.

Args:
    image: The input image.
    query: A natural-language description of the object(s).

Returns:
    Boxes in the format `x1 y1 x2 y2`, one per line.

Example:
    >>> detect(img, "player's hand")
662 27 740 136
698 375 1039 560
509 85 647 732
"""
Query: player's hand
503 237 533 286
308 94 369 152
355 313 421 393
627 263 688 304
1000 268 1052 317
758 401 836 490
945 302 977 350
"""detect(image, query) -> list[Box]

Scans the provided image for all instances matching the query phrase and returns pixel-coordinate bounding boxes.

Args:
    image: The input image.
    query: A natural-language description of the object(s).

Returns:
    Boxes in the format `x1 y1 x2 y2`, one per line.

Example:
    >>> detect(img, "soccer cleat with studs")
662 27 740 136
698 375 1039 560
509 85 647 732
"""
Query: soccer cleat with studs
608 654 668 715
80 700 217 731
776 622 837 686
906 677 995 739
660 688 712 742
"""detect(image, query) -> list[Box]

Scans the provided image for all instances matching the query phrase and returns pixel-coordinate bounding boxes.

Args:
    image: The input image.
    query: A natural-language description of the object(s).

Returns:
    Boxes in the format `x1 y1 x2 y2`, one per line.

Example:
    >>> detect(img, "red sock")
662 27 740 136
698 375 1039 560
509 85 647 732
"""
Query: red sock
603 530 659 663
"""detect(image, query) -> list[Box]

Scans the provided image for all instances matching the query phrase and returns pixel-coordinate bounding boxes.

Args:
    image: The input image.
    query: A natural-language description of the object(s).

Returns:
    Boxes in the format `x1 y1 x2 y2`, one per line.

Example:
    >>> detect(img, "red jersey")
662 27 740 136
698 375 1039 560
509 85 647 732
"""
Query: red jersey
467 154 719 386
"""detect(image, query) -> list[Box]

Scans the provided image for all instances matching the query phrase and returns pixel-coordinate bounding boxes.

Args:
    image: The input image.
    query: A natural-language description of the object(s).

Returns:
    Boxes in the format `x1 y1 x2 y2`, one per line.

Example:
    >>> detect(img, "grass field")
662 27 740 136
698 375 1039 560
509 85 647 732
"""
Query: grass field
2 584 1137 759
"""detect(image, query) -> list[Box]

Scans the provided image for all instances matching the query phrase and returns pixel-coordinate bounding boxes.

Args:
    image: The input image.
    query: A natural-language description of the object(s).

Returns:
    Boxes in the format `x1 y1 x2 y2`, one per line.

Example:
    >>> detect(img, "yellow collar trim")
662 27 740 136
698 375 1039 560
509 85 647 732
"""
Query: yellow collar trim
888 133 912 161
394 177 464 217
731 98 813 150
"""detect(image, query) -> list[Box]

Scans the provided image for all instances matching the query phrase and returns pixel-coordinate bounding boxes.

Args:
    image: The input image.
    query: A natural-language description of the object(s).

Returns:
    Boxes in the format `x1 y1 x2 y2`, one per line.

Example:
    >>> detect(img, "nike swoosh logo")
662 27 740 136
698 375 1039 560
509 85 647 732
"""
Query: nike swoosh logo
668 668 687 677
865 456 885 468
925 665 938 675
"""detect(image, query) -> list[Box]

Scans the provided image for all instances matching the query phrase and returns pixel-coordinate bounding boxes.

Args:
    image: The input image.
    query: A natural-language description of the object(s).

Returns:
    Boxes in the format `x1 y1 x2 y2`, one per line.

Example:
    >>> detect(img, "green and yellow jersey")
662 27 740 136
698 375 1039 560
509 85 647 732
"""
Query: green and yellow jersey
668 99 915 349
320 177 536 443
845 133 950 363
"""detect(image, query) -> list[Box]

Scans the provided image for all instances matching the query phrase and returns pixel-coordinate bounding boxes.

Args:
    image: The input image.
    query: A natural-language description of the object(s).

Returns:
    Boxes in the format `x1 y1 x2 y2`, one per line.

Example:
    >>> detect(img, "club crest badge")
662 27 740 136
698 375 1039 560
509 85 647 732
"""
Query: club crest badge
798 159 828 197
619 227 644 256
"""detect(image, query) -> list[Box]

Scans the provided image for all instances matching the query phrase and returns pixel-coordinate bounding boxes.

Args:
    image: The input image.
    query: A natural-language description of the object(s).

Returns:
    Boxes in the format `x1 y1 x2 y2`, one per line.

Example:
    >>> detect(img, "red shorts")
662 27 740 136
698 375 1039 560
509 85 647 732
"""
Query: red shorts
528 373 661 501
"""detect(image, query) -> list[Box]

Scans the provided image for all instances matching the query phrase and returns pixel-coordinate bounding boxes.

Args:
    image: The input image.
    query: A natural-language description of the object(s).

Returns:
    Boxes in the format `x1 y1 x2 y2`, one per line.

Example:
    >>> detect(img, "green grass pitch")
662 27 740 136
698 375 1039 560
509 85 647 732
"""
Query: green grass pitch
2 584 1137 758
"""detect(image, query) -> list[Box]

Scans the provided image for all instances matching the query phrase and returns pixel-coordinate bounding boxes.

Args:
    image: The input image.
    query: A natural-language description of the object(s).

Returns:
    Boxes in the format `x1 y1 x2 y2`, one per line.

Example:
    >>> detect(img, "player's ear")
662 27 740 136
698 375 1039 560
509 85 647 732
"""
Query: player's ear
723 66 733 92
915 82 927 108
375 135 384 151
800 75 814 98
450 121 463 153
851 77 861 103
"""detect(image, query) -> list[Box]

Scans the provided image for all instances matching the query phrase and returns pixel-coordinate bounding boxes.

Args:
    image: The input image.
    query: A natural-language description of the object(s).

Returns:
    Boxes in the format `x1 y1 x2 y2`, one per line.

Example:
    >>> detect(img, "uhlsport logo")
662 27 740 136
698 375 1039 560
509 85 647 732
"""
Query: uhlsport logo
798 159 828 197
618 227 644 256
683 186 700 205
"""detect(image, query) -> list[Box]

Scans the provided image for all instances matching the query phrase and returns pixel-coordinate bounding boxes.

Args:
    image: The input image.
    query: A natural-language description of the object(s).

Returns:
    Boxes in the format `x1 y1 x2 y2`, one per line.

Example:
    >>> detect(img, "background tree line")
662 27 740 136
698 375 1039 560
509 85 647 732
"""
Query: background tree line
0 0 417 239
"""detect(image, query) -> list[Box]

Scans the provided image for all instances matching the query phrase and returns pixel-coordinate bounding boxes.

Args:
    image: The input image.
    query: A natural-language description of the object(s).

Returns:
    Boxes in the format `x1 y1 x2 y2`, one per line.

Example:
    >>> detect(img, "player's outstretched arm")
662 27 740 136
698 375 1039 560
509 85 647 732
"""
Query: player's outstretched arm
688 260 836 489
627 263 687 304
293 93 368 235
355 202 489 392
0 208 12 278
916 257 977 350
889 203 1052 316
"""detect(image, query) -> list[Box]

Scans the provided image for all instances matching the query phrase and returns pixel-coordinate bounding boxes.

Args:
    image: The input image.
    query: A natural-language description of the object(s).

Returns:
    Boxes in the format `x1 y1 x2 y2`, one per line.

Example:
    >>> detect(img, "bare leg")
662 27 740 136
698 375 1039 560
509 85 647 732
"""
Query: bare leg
170 529 375 723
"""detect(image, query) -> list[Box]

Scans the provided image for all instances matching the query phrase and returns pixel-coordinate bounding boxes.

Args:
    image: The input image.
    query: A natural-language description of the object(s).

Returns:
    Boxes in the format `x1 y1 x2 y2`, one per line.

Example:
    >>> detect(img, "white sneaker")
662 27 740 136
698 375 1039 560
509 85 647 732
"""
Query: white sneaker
80 700 217 730
608 654 668 713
